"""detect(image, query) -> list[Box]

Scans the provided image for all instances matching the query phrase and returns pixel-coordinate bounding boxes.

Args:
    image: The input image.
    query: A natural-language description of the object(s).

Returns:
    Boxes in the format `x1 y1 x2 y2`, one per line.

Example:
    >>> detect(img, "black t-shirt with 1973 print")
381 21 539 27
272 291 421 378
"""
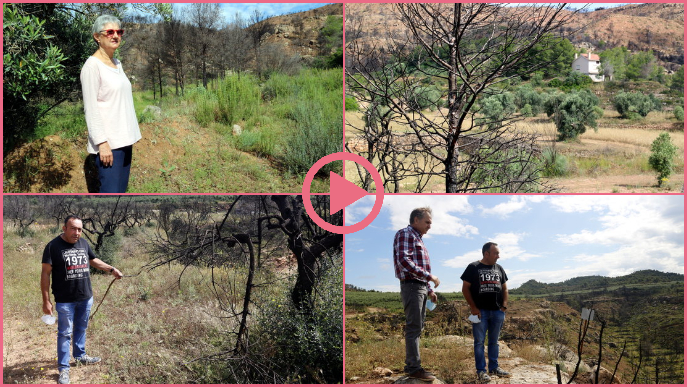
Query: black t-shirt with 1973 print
42 236 96 303
460 261 508 310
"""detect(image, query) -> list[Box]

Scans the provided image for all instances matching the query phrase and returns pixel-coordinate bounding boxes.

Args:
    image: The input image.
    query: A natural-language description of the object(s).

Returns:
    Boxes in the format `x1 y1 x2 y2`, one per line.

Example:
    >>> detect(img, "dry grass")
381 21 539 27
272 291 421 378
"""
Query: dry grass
345 108 684 192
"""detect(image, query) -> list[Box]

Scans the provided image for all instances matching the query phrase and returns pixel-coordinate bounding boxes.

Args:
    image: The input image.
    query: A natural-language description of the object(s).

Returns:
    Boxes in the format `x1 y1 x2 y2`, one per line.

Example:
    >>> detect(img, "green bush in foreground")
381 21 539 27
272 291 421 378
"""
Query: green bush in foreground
256 257 343 383
284 101 342 175
648 132 677 187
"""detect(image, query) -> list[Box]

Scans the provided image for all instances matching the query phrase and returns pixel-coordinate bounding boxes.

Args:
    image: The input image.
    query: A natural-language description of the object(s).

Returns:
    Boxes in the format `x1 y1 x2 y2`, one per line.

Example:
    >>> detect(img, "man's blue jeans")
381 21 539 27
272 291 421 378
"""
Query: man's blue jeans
472 309 505 373
56 297 93 371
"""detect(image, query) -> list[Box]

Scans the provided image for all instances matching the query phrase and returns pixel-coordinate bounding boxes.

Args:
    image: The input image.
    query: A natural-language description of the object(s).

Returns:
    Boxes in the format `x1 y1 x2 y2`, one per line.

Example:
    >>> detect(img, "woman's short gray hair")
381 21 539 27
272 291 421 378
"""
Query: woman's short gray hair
92 15 121 36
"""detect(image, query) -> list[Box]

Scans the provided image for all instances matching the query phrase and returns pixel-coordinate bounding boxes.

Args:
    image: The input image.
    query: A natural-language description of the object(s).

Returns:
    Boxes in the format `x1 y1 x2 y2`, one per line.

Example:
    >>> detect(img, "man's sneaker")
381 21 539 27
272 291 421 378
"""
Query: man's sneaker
477 371 491 383
407 368 436 382
58 369 70 384
75 355 101 365
489 367 511 377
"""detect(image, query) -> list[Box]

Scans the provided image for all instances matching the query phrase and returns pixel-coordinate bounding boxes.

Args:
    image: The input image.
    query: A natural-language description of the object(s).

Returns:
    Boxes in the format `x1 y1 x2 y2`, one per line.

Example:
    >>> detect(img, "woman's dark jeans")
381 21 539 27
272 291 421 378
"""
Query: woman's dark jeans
95 145 132 193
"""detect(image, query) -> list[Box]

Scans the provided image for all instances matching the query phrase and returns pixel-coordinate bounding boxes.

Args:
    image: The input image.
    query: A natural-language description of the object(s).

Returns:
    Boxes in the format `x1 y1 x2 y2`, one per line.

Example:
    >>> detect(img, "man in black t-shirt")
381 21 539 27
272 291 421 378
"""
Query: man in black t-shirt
41 215 123 384
460 242 510 383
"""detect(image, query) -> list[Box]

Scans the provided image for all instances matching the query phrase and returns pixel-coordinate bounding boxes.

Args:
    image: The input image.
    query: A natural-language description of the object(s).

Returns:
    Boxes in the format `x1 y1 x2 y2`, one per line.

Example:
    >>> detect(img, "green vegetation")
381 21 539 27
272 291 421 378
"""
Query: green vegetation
613 91 659 119
648 132 678 187
545 89 603 140
477 92 515 128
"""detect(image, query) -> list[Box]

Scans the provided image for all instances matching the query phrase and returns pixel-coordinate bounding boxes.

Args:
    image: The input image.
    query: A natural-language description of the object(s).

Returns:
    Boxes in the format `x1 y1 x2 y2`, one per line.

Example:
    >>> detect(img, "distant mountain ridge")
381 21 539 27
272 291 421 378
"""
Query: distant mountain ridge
511 269 684 295
346 3 684 71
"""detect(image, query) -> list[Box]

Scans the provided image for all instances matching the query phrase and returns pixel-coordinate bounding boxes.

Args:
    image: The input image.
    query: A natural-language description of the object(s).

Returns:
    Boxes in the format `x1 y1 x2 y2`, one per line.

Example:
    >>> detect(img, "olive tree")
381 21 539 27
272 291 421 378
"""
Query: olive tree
545 90 603 140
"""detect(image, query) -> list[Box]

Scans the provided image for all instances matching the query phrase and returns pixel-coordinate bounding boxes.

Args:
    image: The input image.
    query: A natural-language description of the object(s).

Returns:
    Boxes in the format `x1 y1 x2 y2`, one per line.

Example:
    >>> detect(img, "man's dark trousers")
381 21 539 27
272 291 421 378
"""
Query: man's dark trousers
401 281 427 374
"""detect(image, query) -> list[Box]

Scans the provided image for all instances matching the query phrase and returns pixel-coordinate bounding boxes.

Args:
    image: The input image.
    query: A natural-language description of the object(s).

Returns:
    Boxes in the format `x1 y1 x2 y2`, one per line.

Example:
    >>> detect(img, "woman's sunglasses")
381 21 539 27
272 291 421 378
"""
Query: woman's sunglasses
99 29 125 37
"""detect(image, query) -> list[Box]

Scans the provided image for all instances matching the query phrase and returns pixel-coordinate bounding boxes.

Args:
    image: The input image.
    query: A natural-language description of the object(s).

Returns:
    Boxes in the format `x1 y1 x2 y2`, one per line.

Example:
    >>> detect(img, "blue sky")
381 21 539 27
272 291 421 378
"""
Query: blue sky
345 195 684 293
173 3 330 24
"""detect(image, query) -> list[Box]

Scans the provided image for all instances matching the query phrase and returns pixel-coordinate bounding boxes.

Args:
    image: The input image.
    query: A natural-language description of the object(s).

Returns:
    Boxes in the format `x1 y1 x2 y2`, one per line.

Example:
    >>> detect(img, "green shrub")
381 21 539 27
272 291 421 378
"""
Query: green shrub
344 96 359 111
521 104 533 117
547 78 563 88
545 90 602 140
255 256 343 383
194 91 218 127
235 129 276 157
531 72 544 87
541 148 569 177
262 73 295 102
648 132 677 187
478 92 516 128
613 91 657 119
283 101 342 175
215 74 261 125
515 86 544 115
407 85 442 111
674 106 684 121
92 232 121 273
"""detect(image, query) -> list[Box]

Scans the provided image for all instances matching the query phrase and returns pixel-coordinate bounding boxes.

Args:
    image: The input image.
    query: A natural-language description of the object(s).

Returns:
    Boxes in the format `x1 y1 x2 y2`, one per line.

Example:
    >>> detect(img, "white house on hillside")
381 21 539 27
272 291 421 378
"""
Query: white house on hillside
572 52 605 82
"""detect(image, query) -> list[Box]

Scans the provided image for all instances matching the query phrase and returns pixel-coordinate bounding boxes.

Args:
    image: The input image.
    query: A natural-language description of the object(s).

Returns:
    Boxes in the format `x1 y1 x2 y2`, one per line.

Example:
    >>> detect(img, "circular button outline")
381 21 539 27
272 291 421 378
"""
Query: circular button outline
302 152 384 234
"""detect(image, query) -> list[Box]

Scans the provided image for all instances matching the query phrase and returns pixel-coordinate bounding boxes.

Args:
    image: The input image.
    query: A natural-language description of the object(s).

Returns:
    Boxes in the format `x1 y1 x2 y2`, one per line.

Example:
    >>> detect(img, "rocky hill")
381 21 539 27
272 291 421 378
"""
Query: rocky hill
346 3 684 70
257 3 343 60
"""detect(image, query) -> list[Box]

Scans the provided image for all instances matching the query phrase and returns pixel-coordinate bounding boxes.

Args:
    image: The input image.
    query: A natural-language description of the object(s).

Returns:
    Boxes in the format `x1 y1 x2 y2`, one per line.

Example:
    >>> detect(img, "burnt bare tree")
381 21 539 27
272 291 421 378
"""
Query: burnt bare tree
248 9 270 78
163 9 187 96
3 195 36 236
216 12 252 74
186 3 221 87
144 195 342 363
346 3 579 192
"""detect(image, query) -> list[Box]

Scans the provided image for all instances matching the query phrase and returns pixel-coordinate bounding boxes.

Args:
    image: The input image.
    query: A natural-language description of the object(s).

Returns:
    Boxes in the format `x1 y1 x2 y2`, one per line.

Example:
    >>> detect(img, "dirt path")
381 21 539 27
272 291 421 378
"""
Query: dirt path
3 315 106 384
353 336 570 384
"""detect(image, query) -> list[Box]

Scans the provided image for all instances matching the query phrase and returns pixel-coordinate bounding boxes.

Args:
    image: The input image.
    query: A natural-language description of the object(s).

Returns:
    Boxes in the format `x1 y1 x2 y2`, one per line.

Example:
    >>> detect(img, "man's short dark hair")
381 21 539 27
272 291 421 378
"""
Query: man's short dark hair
482 242 498 255
64 215 82 225
409 207 432 224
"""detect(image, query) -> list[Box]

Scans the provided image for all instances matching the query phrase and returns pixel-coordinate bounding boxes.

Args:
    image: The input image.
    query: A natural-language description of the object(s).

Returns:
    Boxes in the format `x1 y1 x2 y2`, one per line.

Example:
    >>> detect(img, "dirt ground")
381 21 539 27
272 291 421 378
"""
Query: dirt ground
3 116 315 193
3 315 106 384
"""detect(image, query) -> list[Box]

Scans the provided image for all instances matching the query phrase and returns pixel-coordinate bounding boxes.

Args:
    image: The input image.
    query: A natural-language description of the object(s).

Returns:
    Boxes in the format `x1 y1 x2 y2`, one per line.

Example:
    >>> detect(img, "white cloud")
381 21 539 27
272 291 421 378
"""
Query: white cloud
345 196 376 225
492 232 541 262
555 196 683 246
509 236 684 289
384 195 478 238
377 257 393 271
442 249 481 269
480 196 546 218
442 232 540 268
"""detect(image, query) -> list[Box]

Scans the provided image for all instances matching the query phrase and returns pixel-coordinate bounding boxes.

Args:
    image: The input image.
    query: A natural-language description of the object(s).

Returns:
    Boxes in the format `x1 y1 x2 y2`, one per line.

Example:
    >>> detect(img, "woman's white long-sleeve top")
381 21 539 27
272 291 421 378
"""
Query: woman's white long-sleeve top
80 56 141 154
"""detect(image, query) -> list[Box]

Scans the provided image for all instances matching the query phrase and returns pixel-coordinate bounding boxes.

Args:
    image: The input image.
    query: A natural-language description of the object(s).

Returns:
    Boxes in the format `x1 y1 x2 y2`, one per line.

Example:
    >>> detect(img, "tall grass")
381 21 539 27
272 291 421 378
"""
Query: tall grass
193 69 343 174
215 74 261 125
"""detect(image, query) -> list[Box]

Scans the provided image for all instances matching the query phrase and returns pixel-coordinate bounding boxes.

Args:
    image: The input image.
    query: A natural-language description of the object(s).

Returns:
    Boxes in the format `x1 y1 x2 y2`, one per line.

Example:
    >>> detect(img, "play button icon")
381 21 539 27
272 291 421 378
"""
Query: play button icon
329 171 369 215
302 152 384 234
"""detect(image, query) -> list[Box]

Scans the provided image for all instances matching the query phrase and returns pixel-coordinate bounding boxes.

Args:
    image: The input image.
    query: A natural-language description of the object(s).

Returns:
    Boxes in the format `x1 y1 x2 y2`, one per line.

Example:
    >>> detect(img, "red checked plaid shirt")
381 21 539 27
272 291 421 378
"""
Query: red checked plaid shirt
393 225 433 293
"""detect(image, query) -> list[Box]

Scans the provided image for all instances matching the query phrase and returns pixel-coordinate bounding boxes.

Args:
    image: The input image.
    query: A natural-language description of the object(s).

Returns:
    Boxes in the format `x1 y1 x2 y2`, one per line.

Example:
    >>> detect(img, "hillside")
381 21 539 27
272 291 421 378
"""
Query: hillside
346 269 684 383
511 269 684 295
257 3 343 60
346 3 684 70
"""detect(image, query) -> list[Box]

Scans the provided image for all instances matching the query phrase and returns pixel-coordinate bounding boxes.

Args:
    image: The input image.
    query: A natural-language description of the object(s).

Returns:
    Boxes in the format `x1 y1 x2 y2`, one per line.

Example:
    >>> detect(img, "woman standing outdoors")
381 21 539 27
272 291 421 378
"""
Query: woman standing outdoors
81 15 141 193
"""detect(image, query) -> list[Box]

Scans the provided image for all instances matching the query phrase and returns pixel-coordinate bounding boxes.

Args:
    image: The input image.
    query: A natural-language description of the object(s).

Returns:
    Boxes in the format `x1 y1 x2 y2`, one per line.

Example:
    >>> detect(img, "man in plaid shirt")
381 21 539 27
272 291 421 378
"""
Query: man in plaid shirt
394 207 441 382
